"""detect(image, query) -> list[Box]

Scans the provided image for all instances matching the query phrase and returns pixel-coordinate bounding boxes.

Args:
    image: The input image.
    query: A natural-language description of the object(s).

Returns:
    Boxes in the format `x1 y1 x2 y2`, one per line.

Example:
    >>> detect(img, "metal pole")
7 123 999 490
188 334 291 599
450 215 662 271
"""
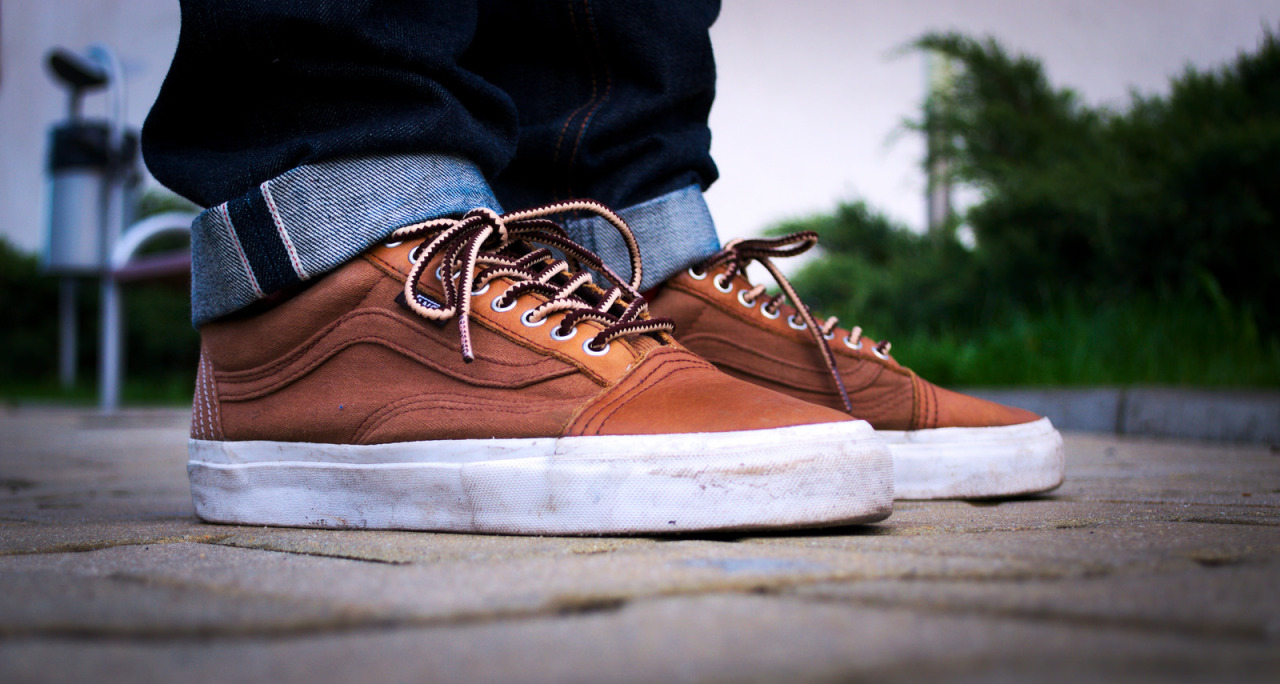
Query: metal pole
925 51 956 239
99 276 122 411
88 44 127 413
58 277 77 389
98 142 127 412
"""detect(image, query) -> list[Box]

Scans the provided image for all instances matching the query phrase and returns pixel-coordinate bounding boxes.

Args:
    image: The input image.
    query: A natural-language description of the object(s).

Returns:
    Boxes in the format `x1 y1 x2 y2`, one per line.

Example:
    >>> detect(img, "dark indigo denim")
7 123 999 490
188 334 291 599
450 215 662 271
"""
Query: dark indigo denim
142 0 724 323
470 0 720 211
143 0 720 212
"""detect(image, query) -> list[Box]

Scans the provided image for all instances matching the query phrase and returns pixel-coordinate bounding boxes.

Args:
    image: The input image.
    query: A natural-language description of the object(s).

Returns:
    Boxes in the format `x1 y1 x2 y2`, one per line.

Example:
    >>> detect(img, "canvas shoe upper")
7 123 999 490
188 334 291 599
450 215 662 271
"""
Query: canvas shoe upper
188 203 892 534
648 231 1065 500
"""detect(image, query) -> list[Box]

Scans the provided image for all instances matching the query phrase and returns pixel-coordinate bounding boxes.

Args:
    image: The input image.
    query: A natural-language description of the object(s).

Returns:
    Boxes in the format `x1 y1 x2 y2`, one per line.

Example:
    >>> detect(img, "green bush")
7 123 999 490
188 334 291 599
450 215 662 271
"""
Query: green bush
916 29 1280 330
0 188 198 404
773 28 1280 386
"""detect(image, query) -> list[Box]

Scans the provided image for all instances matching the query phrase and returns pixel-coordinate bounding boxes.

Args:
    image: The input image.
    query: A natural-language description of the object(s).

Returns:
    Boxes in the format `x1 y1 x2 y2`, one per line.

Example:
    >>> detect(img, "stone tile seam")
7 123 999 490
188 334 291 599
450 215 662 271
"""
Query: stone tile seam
0 534 236 558
783 591 1277 644
2 579 1274 645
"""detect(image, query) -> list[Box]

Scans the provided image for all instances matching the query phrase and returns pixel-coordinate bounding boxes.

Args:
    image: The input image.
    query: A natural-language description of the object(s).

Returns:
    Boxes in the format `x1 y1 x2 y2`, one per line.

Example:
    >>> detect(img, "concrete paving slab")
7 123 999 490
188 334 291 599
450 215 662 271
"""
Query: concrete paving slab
2 406 1279 682
2 595 1276 684
4 518 1275 638
794 559 1280 641
1052 433 1280 507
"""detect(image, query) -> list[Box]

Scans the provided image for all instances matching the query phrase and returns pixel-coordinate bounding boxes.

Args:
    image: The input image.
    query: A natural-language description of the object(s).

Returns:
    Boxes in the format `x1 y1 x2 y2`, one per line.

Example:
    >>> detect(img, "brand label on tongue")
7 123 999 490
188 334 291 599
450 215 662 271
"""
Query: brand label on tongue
394 291 449 327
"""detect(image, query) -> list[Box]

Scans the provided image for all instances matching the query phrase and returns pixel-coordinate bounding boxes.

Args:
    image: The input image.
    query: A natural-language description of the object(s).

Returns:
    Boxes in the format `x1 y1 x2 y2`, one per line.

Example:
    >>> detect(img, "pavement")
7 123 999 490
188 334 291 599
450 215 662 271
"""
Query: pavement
1 407 1277 683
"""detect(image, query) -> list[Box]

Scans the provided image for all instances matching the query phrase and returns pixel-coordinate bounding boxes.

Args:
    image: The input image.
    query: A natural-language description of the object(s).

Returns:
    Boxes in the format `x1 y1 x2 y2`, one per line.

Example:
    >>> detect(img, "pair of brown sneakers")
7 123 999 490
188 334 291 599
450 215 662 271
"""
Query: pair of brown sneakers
188 203 1061 535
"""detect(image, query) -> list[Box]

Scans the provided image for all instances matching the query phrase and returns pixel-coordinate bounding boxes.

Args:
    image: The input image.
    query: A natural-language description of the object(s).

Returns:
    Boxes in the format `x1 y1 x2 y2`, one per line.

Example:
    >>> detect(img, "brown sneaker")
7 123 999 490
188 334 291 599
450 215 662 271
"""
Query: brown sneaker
648 232 1064 500
188 204 891 534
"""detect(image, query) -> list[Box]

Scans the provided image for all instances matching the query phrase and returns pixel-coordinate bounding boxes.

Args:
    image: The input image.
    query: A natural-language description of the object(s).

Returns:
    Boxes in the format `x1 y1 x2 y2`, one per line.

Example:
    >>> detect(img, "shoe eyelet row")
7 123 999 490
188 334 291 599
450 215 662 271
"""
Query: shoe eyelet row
787 314 807 330
761 306 780 320
435 266 461 282
823 330 835 340
409 245 423 264
872 346 890 360
470 282 491 297
582 339 611 356
843 336 863 351
714 273 734 293
736 290 755 308
383 240 403 249
486 288 610 356
687 267 708 280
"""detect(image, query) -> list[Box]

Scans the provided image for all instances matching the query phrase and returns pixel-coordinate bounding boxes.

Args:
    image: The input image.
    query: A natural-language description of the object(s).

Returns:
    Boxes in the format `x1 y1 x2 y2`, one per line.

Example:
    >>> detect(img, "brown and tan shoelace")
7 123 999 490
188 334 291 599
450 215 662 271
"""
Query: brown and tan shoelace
387 200 673 362
693 231 891 414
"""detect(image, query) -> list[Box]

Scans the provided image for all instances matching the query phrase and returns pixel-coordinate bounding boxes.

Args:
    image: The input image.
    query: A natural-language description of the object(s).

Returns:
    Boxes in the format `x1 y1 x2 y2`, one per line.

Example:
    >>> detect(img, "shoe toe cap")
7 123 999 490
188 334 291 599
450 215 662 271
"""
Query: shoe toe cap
568 349 856 436
928 382 1042 429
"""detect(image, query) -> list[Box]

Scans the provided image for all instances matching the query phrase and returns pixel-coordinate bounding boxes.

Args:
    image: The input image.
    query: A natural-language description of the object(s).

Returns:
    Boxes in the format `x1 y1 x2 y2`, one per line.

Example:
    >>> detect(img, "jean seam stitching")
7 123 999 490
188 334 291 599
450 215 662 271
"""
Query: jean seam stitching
551 0 598 202
566 0 611 199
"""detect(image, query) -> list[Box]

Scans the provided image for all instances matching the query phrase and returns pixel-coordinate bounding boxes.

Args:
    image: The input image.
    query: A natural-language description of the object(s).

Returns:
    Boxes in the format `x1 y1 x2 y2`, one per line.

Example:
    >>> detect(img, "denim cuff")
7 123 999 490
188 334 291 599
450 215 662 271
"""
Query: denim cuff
189 154 499 325
561 185 721 292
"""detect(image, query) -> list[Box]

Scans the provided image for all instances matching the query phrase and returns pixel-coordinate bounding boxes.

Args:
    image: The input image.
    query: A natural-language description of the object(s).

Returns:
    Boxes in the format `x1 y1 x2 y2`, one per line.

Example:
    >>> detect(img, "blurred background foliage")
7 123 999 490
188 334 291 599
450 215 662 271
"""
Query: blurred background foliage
3 29 1278 404
773 28 1280 387
0 191 199 404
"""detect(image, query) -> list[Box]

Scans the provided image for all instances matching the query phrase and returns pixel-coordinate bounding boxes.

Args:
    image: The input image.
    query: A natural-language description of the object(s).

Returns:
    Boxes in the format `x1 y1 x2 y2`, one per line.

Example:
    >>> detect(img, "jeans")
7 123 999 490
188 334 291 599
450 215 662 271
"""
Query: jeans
142 0 723 324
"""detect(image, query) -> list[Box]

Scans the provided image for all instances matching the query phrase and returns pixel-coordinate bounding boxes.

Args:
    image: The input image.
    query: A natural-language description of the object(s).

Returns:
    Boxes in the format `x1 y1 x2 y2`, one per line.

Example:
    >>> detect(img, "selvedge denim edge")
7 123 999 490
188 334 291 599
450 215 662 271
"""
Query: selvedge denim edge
190 154 499 326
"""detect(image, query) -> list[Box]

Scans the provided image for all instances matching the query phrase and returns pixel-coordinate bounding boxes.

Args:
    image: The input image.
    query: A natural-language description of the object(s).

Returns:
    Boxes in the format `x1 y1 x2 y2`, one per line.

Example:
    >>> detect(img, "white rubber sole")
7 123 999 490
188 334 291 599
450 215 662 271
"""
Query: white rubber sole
878 417 1065 500
188 421 892 535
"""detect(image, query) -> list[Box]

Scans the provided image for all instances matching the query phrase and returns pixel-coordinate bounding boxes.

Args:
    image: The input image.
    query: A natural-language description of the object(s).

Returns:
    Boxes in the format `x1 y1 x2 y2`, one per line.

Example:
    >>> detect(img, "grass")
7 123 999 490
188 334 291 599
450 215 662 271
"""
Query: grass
885 295 1280 388
1 375 196 408
3 284 1276 410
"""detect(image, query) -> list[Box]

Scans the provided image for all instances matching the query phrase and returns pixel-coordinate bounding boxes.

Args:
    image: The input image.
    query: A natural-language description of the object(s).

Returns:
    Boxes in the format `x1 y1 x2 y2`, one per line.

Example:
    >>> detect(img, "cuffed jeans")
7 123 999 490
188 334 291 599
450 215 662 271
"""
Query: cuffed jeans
142 0 723 324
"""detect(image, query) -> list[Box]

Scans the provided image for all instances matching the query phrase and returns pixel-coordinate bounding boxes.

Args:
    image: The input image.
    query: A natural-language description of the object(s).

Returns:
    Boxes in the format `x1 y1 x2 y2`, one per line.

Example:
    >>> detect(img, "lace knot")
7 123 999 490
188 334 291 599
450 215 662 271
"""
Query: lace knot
387 201 671 363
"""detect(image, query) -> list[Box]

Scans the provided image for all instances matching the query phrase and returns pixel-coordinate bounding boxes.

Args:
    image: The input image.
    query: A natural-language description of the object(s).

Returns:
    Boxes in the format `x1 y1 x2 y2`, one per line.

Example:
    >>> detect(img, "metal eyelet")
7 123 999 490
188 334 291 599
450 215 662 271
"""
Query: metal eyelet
582 338 611 356
520 309 546 327
687 267 708 280
761 306 781 320
737 290 756 308
490 293 517 313
787 314 807 330
823 330 836 340
714 274 734 293
872 346 891 360
434 266 460 281
843 336 863 351
408 246 423 264
383 240 403 249
470 282 490 297
549 324 577 342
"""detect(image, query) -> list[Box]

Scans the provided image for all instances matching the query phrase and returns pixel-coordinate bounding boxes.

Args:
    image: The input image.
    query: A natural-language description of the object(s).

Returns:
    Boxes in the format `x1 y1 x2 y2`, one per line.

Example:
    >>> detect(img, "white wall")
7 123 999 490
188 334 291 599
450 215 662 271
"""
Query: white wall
0 0 179 253
2 0 1277 256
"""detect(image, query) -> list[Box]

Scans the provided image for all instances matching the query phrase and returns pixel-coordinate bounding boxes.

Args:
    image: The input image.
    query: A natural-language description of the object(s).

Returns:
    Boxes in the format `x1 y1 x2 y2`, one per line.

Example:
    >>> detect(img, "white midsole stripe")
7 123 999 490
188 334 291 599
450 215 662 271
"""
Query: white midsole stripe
191 420 878 465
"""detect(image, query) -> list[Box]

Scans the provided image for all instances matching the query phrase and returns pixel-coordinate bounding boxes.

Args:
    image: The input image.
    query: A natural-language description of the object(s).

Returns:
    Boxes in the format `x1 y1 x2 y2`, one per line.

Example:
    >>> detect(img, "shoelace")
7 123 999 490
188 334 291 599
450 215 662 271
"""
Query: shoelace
694 231 891 414
387 200 673 363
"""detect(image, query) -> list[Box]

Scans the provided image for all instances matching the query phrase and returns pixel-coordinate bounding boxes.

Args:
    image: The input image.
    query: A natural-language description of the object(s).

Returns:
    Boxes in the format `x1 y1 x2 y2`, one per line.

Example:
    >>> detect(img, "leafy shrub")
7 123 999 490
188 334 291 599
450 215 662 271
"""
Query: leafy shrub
775 28 1280 386
916 29 1280 330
